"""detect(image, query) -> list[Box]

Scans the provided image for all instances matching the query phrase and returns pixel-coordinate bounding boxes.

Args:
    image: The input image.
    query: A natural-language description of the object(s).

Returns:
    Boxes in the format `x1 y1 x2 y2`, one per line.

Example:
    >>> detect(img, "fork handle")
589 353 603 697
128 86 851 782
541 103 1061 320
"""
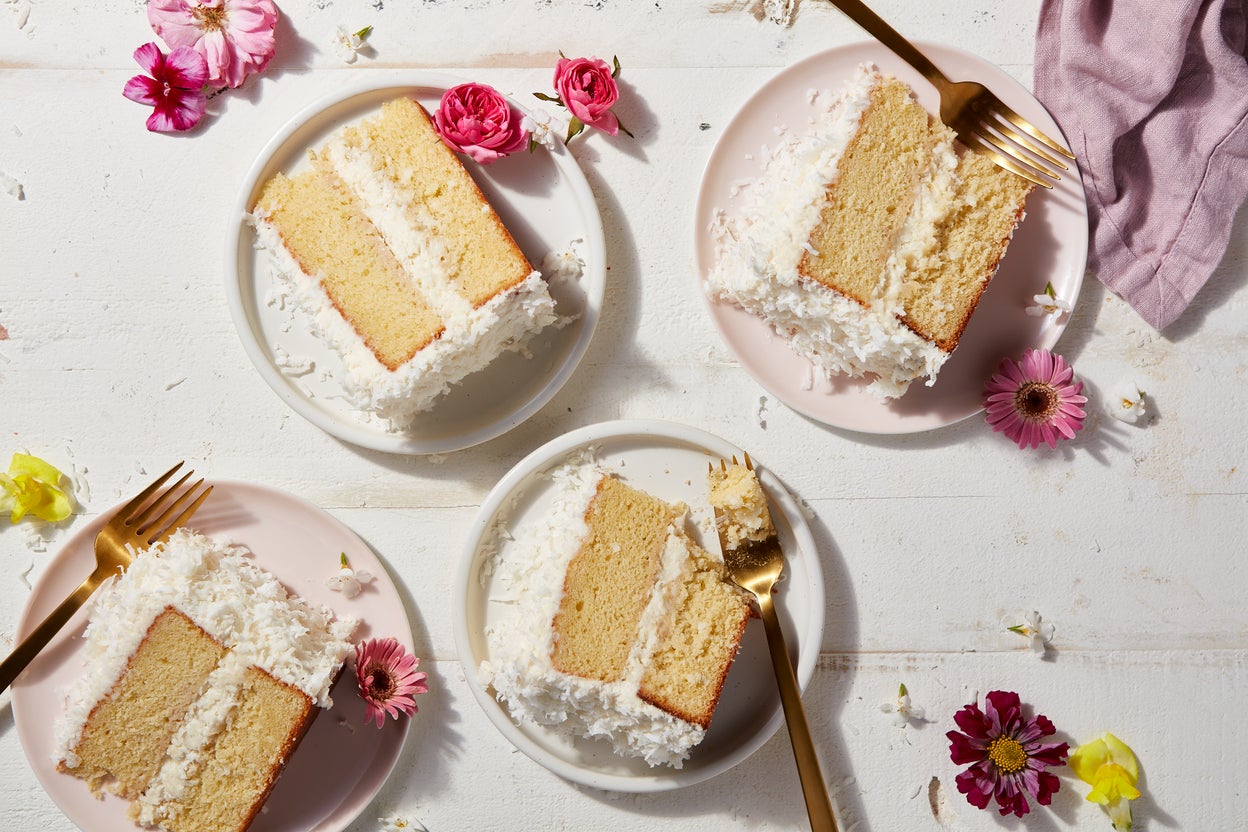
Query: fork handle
758 592 838 832
824 0 949 88
0 567 109 693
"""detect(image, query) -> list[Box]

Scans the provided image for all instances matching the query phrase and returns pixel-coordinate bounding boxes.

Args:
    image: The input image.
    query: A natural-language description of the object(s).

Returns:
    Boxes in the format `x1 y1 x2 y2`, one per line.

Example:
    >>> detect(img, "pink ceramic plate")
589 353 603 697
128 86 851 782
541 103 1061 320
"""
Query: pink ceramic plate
12 480 412 832
693 41 1088 434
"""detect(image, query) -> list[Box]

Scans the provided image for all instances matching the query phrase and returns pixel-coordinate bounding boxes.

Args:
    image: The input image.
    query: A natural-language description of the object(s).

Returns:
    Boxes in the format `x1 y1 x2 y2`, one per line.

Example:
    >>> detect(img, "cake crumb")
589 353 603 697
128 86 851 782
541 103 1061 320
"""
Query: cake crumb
540 239 586 283
1 171 24 201
273 346 315 377
4 0 31 31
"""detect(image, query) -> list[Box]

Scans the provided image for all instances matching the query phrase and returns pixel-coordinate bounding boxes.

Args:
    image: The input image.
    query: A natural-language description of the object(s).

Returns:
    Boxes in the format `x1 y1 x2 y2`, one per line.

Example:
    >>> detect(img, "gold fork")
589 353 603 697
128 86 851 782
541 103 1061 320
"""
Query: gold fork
0 462 213 693
712 455 837 832
826 0 1075 188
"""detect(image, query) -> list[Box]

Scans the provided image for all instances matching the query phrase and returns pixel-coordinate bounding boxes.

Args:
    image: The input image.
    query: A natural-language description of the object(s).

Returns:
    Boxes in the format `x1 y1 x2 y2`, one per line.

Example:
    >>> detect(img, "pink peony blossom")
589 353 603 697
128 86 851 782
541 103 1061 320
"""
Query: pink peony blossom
553 55 621 136
148 0 278 89
122 42 209 133
355 637 428 728
433 83 529 165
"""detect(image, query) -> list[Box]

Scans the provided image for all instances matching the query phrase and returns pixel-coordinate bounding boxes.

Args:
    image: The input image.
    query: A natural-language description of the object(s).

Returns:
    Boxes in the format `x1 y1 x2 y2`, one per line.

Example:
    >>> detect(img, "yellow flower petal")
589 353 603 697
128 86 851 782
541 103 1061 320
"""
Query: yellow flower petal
1087 763 1140 805
1070 737 1110 785
1072 732 1140 787
1102 732 1139 781
1 452 73 523
9 452 64 484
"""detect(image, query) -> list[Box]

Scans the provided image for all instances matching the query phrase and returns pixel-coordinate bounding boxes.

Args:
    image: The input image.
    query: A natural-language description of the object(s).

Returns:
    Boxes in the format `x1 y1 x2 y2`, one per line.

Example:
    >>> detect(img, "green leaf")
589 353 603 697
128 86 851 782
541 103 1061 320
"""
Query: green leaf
340 552 349 567
616 114 635 139
533 92 563 105
565 116 585 144
1044 281 1056 298
528 135 539 154
898 682 908 697
354 25 373 40
612 55 622 78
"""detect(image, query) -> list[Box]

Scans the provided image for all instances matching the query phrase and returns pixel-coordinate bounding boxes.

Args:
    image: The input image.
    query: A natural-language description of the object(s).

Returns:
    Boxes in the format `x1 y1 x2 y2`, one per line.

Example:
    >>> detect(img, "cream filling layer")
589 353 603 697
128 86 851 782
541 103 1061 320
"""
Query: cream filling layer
133 653 251 827
320 138 474 323
482 465 706 769
706 64 952 398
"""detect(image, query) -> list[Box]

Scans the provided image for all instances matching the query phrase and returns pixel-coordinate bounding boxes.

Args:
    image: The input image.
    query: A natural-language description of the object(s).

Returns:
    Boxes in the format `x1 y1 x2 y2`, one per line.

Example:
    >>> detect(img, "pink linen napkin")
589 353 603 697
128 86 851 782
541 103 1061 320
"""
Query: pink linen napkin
1034 0 1248 330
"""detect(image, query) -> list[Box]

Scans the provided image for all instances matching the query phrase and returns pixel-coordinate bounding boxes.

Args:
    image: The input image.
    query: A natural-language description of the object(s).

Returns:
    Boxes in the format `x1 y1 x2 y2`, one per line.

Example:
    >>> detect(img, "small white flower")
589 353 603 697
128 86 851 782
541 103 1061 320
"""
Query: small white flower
1004 610 1055 656
326 553 374 598
379 817 428 832
1108 379 1147 425
880 682 925 727
332 24 372 64
1025 284 1072 317
521 107 559 151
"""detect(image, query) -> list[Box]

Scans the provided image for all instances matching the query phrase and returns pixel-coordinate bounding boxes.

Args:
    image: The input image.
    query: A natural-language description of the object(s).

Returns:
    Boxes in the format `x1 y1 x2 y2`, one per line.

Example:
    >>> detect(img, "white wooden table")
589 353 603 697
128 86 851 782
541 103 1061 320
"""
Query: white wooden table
2 1 1245 829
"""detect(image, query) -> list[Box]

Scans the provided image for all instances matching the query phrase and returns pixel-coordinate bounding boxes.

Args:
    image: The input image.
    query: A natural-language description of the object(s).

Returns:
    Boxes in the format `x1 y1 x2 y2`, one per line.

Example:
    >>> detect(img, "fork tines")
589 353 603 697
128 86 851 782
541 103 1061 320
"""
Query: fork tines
123 462 213 547
960 102 1075 189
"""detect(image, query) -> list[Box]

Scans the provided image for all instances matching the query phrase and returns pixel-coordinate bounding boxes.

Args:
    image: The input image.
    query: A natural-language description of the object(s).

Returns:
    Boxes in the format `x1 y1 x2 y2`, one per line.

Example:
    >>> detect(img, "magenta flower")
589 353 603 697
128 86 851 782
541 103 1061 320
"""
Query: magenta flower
355 637 428 728
433 83 529 165
983 348 1087 449
148 0 278 89
123 42 209 133
947 690 1069 818
553 56 622 137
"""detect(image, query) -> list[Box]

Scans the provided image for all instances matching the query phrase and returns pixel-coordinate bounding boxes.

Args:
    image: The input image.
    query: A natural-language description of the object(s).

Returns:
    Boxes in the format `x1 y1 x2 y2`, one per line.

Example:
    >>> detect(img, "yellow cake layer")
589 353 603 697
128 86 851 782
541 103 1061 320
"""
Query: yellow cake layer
344 97 534 308
900 150 1035 350
256 166 444 370
638 542 750 728
60 609 225 799
551 477 680 682
153 667 314 832
799 77 938 306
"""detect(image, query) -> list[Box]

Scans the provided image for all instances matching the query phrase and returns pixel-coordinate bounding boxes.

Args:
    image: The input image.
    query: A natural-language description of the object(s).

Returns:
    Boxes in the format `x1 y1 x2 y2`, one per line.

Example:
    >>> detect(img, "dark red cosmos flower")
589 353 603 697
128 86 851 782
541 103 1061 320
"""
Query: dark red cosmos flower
946 690 1069 818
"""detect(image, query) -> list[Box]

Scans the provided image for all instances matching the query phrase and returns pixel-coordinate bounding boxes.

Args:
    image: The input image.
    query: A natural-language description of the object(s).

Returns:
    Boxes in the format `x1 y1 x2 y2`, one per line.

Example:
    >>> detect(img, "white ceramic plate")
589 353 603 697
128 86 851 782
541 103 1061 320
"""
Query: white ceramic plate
693 41 1089 434
13 481 413 832
453 419 825 791
227 72 606 454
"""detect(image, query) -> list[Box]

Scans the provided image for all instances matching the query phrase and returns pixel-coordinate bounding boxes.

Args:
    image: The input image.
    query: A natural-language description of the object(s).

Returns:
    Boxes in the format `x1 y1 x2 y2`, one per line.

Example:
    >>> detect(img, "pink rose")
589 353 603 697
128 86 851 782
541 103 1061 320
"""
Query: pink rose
433 83 529 165
553 56 620 136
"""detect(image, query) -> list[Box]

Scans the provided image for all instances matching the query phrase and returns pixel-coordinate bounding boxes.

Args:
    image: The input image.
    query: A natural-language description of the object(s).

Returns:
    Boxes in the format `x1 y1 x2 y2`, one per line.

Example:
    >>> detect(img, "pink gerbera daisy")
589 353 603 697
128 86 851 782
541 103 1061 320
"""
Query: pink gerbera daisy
983 348 1087 449
355 637 428 728
122 42 209 133
148 0 279 89
947 690 1069 818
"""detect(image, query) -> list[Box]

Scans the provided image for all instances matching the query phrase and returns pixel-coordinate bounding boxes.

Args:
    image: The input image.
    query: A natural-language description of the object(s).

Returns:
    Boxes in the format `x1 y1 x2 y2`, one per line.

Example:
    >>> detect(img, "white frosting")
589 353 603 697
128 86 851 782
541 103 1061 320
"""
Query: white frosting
53 529 357 768
706 64 952 398
249 128 558 427
482 465 706 768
